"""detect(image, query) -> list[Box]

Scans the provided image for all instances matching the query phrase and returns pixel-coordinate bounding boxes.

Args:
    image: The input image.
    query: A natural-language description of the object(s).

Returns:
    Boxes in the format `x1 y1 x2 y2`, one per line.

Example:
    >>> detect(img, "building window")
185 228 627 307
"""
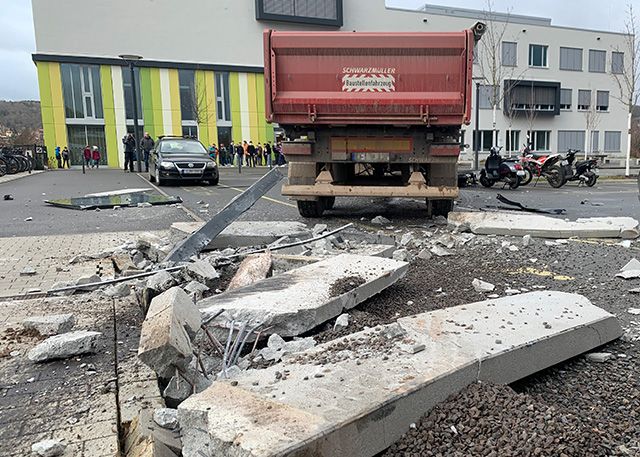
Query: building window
560 88 572 110
588 49 606 73
612 51 624 74
604 131 621 152
122 67 143 121
558 130 585 152
506 130 521 152
529 44 548 67
179 69 196 122
528 130 551 151
559 47 582 71
596 91 609 111
478 85 499 109
255 0 343 27
215 72 231 125
60 64 103 120
182 125 198 139
473 130 497 152
577 89 591 110
502 42 517 67
507 83 557 112
66 125 107 165
591 130 600 152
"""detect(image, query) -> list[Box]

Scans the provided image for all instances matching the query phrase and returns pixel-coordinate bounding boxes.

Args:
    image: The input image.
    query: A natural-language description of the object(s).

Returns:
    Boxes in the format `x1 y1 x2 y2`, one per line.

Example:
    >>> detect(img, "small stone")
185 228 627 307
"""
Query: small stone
24 217 33 222
504 288 521 296
20 266 37 276
75 274 101 291
392 248 409 262
585 352 613 363
430 245 454 257
312 224 328 236
333 313 349 330
137 202 153 208
522 234 532 247
417 249 432 260
153 408 179 429
495 339 502 344
101 283 130 298
411 344 426 354
371 215 391 225
184 280 209 300
146 270 177 293
621 258 640 271
31 439 66 456
472 278 495 293
400 232 414 247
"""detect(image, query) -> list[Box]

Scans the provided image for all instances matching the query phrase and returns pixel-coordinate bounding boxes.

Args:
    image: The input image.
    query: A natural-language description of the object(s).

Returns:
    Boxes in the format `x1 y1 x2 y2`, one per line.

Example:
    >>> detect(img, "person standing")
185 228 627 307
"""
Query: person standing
208 143 217 162
61 146 70 169
236 142 244 173
247 141 256 167
265 141 272 169
256 143 263 166
242 141 249 167
140 132 154 173
83 145 92 168
219 143 227 166
123 133 136 172
92 146 101 168
229 141 235 166
54 146 62 169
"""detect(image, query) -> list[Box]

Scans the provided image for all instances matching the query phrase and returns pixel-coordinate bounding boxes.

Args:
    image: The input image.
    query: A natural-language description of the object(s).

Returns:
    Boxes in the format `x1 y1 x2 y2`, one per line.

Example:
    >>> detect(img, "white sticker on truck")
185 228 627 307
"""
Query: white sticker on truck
341 74 396 92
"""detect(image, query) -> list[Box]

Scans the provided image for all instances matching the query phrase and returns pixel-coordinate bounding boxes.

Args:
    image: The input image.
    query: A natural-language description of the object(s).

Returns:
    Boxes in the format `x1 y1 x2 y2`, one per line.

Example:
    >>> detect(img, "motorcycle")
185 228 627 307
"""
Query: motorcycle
480 146 525 189
518 144 565 188
558 149 599 187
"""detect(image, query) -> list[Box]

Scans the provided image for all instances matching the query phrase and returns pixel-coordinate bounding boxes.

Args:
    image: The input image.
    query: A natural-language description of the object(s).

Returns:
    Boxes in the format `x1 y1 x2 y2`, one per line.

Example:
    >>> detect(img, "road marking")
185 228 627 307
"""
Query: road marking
136 173 203 222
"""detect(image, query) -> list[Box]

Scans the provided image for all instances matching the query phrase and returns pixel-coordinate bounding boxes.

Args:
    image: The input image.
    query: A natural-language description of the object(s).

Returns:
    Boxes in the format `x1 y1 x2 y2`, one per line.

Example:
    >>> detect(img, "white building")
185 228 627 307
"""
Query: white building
31 0 632 167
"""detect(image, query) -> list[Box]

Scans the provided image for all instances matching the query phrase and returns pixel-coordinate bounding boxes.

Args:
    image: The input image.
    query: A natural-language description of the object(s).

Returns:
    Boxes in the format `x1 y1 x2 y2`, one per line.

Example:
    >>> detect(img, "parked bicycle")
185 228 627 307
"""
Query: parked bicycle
0 146 35 175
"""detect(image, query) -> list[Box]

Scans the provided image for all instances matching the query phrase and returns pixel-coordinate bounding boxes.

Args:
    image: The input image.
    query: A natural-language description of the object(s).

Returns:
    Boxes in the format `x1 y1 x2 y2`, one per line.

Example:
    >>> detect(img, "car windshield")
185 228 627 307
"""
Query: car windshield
159 140 208 155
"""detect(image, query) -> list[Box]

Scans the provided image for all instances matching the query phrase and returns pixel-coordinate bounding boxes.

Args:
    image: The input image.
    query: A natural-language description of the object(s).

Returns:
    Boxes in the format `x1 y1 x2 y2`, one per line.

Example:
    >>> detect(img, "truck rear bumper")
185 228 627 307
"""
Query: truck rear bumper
282 170 459 199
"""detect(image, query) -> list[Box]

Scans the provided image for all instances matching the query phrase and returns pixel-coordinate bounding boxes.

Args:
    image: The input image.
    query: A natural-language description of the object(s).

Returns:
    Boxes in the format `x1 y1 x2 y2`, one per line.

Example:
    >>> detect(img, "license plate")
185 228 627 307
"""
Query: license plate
182 169 201 175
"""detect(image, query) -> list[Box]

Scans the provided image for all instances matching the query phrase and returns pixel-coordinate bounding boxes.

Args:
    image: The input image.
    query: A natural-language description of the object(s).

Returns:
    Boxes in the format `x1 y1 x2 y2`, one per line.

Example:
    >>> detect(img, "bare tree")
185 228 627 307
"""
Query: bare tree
523 82 538 148
192 83 214 129
610 3 639 175
477 0 527 149
583 102 601 159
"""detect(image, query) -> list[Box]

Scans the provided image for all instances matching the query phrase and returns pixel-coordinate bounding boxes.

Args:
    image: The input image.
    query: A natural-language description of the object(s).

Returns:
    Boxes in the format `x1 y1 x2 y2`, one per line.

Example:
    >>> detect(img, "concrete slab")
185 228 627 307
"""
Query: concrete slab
179 291 622 457
198 254 409 338
171 221 311 249
449 211 639 239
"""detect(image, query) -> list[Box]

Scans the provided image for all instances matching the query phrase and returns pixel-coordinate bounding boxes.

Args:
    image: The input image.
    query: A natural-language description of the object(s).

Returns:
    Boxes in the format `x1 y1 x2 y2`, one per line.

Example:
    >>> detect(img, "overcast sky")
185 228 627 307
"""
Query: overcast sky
0 0 633 101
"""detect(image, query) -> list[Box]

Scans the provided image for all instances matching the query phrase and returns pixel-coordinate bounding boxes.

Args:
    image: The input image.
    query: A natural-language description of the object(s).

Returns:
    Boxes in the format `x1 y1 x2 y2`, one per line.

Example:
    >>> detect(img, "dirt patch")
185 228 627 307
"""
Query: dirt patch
1 326 45 343
328 275 366 298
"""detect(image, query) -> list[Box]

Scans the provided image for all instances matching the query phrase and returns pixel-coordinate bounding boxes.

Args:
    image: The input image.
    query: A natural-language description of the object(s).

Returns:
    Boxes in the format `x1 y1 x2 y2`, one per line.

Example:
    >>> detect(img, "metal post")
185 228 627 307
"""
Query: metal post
474 82 480 171
129 62 142 173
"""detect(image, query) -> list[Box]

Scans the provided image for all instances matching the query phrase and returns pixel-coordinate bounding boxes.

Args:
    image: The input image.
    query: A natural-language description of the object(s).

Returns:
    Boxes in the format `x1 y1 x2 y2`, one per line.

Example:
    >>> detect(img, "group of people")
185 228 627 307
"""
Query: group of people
82 145 102 168
53 146 71 169
207 140 285 171
122 132 155 172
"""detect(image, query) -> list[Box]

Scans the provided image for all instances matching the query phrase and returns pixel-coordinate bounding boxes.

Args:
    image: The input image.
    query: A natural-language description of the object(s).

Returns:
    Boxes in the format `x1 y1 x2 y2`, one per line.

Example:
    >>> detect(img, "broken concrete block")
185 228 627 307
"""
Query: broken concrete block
392 248 409 262
258 334 316 363
585 352 613 363
153 408 179 430
430 245 454 257
621 258 640 271
371 215 391 225
20 266 37 276
112 252 137 272
472 279 495 293
621 227 640 239
102 282 131 298
164 370 211 406
147 271 177 293
417 249 432 260
75 274 101 291
399 232 414 247
28 331 102 362
522 234 532 247
171 221 310 249
616 270 640 280
22 314 75 335
31 439 66 456
312 224 328 236
504 288 521 296
334 313 349 330
180 291 621 457
184 281 209 300
183 260 220 287
227 252 273 291
199 254 408 339
138 287 202 376
449 212 639 239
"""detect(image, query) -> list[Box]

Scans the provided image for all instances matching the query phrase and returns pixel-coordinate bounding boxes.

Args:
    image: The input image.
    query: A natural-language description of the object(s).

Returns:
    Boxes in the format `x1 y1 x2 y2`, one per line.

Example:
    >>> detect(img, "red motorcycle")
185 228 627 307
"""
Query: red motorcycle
518 143 565 188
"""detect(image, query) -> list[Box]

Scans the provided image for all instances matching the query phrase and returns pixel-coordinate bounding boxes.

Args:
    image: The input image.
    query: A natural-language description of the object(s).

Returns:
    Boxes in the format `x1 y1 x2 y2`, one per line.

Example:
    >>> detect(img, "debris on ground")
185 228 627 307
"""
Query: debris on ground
22 314 75 335
371 215 391 225
44 192 181 210
585 352 614 363
31 439 66 456
27 330 102 362
472 278 495 293
153 408 179 430
226 252 272 291
495 193 566 214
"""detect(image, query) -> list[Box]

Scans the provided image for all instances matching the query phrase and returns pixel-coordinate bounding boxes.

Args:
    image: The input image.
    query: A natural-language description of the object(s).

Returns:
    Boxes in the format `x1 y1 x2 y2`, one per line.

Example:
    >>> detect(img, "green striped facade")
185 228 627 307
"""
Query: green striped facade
36 61 274 168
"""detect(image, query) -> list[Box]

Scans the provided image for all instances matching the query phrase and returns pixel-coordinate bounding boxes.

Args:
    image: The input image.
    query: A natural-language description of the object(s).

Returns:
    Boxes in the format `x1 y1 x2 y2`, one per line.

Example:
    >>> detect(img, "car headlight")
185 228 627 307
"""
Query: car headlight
160 161 175 169
206 161 216 168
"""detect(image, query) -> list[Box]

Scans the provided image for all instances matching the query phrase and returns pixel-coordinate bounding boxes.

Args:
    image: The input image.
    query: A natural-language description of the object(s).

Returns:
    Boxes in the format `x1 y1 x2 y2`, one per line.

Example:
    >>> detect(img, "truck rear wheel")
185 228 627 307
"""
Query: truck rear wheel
297 200 324 218
427 199 454 218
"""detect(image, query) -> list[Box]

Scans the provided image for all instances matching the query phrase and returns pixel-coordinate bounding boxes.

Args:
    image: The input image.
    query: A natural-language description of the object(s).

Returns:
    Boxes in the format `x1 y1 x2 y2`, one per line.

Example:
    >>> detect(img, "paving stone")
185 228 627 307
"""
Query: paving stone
28 331 102 362
22 314 75 336
179 291 622 457
199 254 408 339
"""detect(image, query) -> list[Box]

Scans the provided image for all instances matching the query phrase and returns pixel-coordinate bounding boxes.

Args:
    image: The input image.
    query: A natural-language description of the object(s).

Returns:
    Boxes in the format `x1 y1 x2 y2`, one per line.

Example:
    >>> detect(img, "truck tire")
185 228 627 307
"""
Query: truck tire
427 199 454 218
297 200 324 218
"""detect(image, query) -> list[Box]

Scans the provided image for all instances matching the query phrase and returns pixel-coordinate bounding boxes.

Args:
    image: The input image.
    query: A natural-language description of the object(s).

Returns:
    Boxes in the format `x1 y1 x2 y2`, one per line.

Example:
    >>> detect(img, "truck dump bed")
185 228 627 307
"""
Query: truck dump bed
263 29 476 126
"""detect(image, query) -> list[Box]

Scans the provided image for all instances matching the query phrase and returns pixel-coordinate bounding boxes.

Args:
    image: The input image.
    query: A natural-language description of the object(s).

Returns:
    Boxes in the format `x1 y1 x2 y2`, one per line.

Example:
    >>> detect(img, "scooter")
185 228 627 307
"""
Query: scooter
519 144 565 188
559 149 599 187
480 146 525 189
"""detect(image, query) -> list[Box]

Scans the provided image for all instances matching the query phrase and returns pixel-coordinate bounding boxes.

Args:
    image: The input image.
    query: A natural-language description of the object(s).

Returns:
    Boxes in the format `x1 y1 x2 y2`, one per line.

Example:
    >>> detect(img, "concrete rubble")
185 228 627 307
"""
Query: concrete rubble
198 254 409 339
449 211 640 239
178 292 622 457
31 439 67 456
182 260 220 287
472 278 495 293
153 408 179 430
146 270 178 293
28 330 102 362
227 252 273 291
22 313 75 335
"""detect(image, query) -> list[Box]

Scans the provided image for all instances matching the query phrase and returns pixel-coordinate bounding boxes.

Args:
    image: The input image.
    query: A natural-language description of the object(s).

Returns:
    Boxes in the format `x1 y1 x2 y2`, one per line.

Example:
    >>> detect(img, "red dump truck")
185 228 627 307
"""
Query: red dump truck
263 23 486 217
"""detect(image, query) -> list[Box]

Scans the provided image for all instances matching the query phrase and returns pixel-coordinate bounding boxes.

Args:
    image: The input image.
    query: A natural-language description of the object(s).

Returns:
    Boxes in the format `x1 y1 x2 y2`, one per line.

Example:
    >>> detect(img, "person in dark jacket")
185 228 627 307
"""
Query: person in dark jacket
83 145 92 168
123 133 136 172
264 142 272 169
61 147 70 169
140 132 155 172
54 146 62 169
247 141 256 167
236 143 244 173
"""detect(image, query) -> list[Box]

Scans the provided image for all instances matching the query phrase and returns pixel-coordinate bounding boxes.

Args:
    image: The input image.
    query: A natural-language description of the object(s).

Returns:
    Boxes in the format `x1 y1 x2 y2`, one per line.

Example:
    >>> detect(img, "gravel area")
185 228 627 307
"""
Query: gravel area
307 231 640 456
